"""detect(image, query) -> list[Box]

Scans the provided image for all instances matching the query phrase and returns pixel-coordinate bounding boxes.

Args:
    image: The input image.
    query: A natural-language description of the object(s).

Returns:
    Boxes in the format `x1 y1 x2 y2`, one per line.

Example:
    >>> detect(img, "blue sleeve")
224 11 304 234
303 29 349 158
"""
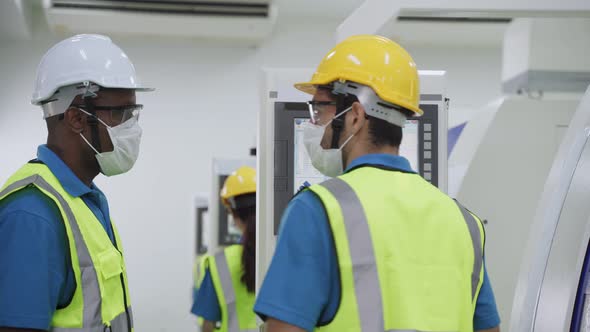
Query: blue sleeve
191 268 221 322
0 190 70 330
192 287 198 303
473 260 501 330
254 191 336 332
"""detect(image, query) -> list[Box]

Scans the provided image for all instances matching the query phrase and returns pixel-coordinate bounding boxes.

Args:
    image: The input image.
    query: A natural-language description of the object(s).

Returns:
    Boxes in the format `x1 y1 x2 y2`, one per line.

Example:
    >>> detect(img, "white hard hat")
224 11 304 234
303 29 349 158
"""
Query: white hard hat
32 34 153 118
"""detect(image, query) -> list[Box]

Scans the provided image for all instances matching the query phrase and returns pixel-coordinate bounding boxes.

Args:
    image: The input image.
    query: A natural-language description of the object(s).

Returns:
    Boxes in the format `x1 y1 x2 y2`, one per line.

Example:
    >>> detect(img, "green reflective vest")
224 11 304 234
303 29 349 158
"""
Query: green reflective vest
197 245 257 332
308 166 485 332
0 162 133 331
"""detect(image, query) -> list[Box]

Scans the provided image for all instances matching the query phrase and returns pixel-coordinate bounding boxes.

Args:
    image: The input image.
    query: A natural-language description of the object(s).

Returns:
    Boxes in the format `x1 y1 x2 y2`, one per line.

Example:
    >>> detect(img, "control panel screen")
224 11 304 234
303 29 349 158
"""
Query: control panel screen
293 118 330 194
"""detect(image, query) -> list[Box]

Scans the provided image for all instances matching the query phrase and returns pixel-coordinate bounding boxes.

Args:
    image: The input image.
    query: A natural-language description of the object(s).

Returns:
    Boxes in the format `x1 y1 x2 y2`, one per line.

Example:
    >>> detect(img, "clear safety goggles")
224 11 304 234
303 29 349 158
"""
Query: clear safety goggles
307 100 337 125
72 104 142 126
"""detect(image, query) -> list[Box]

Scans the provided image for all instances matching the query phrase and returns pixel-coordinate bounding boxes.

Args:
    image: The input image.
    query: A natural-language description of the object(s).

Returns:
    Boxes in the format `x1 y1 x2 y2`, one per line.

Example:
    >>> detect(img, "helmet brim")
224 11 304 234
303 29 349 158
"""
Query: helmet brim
32 84 155 106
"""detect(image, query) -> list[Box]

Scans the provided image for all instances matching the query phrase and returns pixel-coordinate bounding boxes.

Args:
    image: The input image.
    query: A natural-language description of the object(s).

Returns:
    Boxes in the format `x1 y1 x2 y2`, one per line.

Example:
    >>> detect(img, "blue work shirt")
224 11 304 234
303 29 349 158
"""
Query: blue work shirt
191 242 243 322
254 154 501 332
191 269 222 322
0 145 115 330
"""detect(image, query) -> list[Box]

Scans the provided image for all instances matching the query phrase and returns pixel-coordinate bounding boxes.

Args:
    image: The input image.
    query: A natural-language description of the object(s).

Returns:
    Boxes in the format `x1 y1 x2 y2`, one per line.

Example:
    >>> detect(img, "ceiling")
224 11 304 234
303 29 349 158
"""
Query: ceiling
390 21 507 46
275 0 363 20
0 0 507 46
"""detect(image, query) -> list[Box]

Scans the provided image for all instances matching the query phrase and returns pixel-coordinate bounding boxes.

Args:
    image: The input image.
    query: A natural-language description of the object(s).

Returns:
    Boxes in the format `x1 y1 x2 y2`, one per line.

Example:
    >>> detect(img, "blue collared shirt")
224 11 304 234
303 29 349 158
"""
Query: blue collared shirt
191 268 221 322
253 154 501 332
0 145 114 330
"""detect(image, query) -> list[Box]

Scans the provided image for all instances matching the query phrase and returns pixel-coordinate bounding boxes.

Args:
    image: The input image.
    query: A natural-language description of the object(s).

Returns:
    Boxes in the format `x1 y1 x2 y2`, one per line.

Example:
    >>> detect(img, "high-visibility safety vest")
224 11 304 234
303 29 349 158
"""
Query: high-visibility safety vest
0 162 133 331
197 245 257 332
308 166 485 332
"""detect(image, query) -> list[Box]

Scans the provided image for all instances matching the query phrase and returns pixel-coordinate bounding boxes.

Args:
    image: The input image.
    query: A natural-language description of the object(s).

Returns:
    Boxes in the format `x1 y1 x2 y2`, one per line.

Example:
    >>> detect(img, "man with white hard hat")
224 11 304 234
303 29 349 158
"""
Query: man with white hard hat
0 34 152 331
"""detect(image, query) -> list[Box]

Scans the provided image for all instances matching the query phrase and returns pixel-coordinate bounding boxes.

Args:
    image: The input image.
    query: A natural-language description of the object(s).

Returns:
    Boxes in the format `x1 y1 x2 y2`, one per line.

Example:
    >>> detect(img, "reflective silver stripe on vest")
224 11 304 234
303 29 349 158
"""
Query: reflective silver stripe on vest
128 307 134 329
320 178 385 332
215 250 242 332
0 175 131 330
454 201 484 301
51 310 130 332
107 308 131 331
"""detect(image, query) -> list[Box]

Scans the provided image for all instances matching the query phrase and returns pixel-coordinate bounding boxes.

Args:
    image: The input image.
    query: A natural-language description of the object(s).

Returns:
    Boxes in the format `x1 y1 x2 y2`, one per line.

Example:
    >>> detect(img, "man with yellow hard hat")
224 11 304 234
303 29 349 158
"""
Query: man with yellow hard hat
254 35 500 332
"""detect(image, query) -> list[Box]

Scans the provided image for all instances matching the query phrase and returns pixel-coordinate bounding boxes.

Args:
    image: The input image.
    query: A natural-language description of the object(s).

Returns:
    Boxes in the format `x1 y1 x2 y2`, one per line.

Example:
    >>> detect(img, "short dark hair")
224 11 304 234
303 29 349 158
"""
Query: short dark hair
319 85 411 148
367 116 403 148
367 105 415 148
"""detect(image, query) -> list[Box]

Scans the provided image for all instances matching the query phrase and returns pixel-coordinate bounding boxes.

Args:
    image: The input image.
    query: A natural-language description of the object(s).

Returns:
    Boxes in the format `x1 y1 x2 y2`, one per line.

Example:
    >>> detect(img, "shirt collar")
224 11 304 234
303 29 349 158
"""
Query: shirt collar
37 145 94 197
345 153 415 173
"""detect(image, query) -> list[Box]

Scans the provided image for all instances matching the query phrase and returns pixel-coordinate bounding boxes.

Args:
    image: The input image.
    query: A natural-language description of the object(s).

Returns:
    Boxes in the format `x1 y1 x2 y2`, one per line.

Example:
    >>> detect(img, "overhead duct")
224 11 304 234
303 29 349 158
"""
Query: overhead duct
502 18 590 95
43 0 278 44
50 0 270 17
376 9 513 47
397 16 510 23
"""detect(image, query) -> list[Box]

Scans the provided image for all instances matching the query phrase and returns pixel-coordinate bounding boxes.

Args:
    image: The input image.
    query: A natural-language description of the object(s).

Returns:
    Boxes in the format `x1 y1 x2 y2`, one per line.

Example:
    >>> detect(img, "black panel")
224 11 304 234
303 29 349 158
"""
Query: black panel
273 102 309 234
418 103 439 187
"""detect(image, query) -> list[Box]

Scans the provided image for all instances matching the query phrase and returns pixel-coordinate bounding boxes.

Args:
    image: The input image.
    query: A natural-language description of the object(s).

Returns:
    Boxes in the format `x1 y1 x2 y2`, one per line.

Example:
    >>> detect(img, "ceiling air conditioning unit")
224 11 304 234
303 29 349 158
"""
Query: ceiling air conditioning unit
43 0 277 44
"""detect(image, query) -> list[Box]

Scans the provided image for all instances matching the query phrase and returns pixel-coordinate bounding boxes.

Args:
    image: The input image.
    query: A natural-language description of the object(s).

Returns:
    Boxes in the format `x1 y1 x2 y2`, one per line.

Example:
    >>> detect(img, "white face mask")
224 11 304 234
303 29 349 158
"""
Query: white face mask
303 107 355 177
79 112 142 177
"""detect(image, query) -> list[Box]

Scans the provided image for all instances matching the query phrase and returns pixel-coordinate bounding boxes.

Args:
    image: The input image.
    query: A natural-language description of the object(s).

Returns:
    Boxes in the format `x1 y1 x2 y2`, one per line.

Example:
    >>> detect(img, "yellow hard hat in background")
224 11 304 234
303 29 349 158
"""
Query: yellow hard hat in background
295 34 422 116
220 166 256 208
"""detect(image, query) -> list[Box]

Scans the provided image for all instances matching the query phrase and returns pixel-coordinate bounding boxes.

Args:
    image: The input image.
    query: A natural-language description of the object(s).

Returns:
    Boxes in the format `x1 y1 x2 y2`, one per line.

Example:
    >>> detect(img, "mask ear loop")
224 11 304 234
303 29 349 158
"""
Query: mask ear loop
338 130 356 151
79 131 101 155
76 107 110 156
337 109 367 151
81 81 103 154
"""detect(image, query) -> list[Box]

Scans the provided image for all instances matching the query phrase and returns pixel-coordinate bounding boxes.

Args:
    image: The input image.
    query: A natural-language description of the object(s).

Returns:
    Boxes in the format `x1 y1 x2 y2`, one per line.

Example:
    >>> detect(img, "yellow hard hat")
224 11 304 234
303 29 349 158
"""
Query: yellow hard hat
295 34 422 116
220 166 256 208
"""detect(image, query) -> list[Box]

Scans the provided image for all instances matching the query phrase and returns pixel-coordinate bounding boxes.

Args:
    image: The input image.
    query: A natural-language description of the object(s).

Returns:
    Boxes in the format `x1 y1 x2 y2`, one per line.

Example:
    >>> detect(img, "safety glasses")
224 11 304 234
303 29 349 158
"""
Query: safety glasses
72 104 142 126
307 100 337 125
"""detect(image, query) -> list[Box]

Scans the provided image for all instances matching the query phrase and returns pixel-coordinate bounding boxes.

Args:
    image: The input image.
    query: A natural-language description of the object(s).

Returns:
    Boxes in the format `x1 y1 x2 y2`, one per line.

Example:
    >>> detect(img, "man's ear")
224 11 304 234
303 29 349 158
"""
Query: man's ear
64 107 84 134
350 101 367 131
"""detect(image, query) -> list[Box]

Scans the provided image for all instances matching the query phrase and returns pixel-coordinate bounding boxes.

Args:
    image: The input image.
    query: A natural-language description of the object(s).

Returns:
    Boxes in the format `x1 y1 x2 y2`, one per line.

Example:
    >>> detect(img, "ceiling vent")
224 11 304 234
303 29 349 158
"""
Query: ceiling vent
44 0 278 43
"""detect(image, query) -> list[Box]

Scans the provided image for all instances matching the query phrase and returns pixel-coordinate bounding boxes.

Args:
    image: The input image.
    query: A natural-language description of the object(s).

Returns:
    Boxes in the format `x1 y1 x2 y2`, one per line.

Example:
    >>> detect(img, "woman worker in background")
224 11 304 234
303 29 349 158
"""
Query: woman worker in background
191 166 258 332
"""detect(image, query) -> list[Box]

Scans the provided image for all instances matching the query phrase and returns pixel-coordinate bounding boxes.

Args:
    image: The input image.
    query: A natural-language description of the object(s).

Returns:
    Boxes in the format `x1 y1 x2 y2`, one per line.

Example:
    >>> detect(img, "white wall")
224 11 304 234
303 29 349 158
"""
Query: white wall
0 14 503 332
406 44 503 126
